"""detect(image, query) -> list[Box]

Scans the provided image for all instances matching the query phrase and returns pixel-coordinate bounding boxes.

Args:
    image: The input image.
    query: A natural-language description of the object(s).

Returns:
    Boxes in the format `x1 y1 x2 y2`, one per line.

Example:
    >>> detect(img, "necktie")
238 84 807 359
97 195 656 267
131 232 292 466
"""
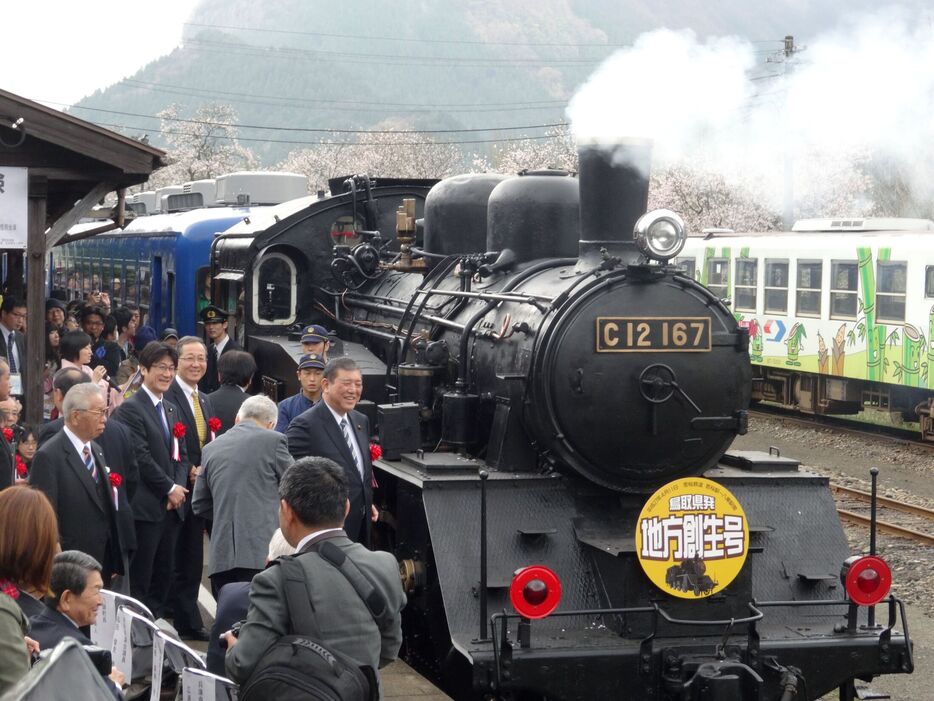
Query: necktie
191 390 207 447
82 445 99 483
7 333 15 373
157 401 170 444
340 418 362 479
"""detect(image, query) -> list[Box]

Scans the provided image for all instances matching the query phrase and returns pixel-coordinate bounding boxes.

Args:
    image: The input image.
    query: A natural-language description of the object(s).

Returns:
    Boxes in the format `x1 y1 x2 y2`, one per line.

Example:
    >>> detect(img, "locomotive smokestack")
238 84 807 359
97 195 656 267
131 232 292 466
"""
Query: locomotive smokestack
577 140 651 270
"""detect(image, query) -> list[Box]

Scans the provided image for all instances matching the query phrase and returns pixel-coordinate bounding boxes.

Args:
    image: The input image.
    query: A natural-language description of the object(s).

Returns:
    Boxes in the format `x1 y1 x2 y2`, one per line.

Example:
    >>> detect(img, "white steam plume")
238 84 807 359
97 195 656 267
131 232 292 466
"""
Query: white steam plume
567 8 934 216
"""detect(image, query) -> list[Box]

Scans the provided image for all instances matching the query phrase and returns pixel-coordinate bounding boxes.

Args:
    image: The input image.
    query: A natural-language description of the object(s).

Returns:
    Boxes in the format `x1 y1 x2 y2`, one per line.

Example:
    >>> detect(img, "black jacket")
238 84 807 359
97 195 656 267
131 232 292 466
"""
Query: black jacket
286 401 373 544
0 327 27 394
205 385 248 437
29 432 127 574
29 605 93 651
111 389 190 523
164 380 215 469
200 337 242 394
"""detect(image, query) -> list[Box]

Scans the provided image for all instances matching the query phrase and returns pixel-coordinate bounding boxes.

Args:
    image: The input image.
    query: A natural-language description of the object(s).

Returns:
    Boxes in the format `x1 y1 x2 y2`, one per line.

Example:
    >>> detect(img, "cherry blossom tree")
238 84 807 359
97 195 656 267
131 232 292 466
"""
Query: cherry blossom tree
146 103 258 189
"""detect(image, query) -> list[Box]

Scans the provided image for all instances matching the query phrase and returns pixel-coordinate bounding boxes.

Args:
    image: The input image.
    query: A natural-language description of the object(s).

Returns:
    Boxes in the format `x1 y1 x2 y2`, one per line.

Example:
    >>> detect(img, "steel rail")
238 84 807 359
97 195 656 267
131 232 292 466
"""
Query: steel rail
831 484 934 521
835 509 934 545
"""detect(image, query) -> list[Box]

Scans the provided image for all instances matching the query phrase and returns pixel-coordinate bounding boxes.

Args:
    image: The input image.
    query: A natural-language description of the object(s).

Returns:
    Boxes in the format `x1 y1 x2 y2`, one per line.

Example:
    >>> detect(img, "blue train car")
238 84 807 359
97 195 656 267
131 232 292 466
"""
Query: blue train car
51 172 308 336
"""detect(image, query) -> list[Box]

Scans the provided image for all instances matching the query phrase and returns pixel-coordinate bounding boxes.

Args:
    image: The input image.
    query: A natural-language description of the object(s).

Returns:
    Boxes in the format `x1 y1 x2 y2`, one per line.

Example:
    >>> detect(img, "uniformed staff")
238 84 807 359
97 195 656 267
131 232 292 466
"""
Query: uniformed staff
199 305 242 394
274 353 325 433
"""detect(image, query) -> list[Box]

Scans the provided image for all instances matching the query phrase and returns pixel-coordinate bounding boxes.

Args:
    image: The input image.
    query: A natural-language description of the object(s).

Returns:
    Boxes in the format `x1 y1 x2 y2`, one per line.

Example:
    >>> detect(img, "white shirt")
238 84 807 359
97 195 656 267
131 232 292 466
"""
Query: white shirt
0 321 19 373
295 528 344 553
62 425 94 468
215 334 230 356
324 401 363 479
174 377 199 417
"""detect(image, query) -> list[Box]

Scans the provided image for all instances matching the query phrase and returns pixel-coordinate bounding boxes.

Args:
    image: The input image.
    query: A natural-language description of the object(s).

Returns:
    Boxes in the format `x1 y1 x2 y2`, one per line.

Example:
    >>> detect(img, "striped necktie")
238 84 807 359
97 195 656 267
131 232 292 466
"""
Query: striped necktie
7 333 15 374
340 418 362 479
157 401 170 444
82 445 99 483
191 390 207 447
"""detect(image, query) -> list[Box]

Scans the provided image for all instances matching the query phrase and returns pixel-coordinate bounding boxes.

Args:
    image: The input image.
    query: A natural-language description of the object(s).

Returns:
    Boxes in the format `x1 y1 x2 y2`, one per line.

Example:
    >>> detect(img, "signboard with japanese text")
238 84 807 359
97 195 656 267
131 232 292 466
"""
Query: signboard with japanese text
636 477 749 598
0 167 27 249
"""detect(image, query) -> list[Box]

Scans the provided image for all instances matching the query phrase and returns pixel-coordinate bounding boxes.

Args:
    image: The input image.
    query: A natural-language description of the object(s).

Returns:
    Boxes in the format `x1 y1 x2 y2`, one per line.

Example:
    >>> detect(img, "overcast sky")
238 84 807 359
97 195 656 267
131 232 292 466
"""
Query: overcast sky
4 1 194 107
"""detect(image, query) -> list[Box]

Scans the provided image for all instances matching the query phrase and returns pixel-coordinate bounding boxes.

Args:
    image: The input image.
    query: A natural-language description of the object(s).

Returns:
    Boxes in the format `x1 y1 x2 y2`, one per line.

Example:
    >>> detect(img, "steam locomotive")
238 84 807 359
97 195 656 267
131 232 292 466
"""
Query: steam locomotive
212 142 913 700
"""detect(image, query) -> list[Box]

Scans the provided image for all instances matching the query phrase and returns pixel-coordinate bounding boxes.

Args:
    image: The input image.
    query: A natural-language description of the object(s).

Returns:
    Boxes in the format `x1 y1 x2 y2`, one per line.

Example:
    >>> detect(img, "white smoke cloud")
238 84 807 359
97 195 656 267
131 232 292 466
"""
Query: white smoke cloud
567 7 934 215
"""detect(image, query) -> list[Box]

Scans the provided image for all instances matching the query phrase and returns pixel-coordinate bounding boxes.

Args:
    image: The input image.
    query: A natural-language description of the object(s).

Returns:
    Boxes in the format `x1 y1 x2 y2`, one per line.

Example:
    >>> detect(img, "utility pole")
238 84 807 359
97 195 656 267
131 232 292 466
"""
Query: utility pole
770 35 804 230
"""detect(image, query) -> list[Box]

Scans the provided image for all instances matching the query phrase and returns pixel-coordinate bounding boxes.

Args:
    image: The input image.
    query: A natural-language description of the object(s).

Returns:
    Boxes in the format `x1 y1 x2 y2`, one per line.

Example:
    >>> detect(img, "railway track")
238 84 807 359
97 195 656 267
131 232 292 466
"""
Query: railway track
748 405 934 452
832 483 934 545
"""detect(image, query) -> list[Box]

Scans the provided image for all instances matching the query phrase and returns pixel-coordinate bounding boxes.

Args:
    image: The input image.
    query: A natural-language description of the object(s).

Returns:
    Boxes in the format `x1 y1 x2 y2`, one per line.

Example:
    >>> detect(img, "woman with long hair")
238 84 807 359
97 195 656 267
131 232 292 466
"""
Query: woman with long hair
0 486 59 693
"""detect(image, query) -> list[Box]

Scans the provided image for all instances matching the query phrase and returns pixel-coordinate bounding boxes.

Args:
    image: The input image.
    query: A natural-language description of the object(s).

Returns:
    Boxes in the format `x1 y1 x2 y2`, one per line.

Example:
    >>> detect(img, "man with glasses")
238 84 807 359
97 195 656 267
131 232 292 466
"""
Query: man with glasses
29 383 127 587
112 343 190 615
0 297 27 399
164 336 214 640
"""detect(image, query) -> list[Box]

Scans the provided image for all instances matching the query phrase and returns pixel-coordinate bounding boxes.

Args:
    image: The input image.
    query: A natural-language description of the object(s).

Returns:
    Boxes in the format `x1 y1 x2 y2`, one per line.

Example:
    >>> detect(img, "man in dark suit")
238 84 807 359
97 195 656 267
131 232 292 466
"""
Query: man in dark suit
163 336 214 640
286 358 377 544
111 343 190 617
206 350 255 436
0 296 27 400
199 305 242 394
37 367 139 572
30 384 127 586
224 457 405 685
0 359 13 490
30 551 126 691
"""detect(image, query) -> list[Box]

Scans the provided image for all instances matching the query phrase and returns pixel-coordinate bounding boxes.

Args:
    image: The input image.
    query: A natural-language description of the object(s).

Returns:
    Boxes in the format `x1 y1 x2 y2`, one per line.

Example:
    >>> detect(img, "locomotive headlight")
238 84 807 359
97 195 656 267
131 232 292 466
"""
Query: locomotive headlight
634 209 687 262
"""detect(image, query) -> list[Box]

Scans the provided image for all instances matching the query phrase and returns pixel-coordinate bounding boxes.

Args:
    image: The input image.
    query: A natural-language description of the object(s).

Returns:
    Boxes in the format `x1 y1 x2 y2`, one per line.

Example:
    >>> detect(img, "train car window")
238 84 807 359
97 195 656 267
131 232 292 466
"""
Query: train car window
253 251 297 325
706 258 729 299
796 260 822 318
764 259 788 313
734 259 757 312
124 262 137 305
926 266 934 298
111 260 124 304
674 258 696 279
139 264 151 322
167 272 176 326
830 261 858 319
101 261 112 298
330 215 365 248
877 261 907 323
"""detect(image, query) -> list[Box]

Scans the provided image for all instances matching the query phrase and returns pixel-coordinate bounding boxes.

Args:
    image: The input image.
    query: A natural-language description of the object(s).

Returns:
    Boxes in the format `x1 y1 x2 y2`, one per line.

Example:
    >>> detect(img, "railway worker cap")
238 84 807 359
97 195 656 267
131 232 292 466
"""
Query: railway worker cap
300 324 334 344
297 352 326 370
159 328 179 342
201 305 231 325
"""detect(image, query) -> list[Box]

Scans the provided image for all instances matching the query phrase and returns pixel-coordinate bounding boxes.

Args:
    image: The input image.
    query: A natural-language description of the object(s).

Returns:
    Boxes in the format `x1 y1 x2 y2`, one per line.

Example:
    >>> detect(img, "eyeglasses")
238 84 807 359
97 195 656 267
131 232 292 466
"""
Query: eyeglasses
7 311 25 319
78 408 108 418
179 356 207 363
151 364 176 373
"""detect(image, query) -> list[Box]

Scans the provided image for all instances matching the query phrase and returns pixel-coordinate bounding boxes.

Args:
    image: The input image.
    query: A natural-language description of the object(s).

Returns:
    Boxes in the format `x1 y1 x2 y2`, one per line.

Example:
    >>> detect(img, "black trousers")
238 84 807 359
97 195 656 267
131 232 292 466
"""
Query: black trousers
170 510 205 631
130 516 181 618
209 568 262 600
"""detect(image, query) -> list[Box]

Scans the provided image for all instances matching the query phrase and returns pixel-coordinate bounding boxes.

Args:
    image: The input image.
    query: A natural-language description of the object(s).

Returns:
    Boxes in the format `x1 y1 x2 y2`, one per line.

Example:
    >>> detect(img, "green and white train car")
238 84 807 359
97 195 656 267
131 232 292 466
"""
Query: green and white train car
678 217 934 439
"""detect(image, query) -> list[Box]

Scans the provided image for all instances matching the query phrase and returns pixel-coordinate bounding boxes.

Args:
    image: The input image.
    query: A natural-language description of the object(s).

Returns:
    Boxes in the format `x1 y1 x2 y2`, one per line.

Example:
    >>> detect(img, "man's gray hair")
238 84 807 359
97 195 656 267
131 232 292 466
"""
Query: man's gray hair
236 394 278 426
49 550 102 608
62 382 105 419
176 336 206 354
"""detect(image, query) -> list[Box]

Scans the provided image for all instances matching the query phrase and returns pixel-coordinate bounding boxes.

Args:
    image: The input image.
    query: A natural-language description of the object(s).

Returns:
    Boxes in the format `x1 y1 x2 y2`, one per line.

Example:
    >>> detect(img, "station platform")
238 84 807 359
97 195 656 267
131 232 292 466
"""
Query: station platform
382 660 452 699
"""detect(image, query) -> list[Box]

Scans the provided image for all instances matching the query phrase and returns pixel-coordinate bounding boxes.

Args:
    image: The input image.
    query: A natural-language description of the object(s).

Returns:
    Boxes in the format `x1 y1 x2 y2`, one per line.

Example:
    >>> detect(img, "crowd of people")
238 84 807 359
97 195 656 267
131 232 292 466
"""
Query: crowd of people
0 289 403 699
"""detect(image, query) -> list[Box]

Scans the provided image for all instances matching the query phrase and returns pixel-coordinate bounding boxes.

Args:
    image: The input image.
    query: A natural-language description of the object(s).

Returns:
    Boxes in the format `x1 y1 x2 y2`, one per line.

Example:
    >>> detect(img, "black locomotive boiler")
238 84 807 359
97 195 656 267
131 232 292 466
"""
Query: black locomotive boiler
213 142 913 700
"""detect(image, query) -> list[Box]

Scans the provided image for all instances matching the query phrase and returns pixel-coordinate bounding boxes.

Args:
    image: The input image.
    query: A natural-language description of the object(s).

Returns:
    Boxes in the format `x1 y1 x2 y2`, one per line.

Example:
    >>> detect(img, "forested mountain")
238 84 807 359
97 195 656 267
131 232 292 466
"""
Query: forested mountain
72 0 929 165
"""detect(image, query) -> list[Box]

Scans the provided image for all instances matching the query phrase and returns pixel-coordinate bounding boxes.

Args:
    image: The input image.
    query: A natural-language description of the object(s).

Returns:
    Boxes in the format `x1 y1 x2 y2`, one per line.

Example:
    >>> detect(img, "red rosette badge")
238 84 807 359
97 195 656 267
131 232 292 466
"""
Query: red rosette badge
2 427 13 443
108 471 123 510
172 422 186 460
14 455 27 478
369 443 382 461
208 417 221 441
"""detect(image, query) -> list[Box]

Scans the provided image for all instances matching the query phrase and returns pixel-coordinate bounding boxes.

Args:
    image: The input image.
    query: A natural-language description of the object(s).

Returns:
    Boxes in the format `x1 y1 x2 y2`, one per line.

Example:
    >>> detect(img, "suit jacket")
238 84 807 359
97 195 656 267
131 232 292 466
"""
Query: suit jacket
207 582 251 676
225 532 405 684
0 328 27 394
192 421 293 575
37 418 138 550
0 440 12 491
0 592 29 693
200 338 242 394
205 385 248 437
111 389 189 523
286 402 373 543
164 379 215 469
29 431 127 573
14 592 45 620
28 605 93 651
